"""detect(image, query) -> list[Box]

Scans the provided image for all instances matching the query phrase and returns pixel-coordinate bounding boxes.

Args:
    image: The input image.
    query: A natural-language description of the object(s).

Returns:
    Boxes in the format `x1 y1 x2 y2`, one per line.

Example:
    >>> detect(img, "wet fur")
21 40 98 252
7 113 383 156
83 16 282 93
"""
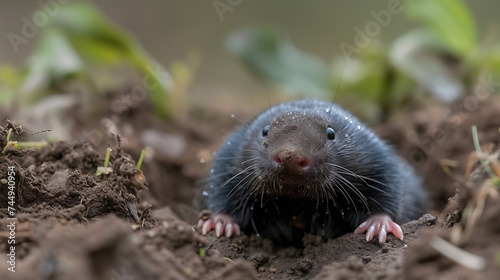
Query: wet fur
207 100 426 243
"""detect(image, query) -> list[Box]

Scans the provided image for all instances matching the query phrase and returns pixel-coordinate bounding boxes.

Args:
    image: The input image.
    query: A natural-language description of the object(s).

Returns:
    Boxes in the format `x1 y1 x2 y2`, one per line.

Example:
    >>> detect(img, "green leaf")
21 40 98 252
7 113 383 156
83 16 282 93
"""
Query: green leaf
50 2 173 119
20 27 85 104
16 2 172 118
51 2 135 54
0 65 21 87
226 27 331 98
390 30 464 102
0 65 21 105
66 36 126 64
333 45 388 103
404 0 476 57
476 46 500 81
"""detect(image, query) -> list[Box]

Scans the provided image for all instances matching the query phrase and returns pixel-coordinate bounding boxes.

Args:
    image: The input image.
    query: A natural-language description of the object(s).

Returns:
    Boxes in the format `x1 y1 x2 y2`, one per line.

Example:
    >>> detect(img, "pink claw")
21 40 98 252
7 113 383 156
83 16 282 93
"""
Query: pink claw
354 213 403 243
198 213 241 238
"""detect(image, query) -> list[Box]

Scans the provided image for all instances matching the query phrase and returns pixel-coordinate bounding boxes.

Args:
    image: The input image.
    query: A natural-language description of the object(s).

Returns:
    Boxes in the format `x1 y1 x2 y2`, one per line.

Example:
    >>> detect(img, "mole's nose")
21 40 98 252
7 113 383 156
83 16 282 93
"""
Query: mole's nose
272 149 310 172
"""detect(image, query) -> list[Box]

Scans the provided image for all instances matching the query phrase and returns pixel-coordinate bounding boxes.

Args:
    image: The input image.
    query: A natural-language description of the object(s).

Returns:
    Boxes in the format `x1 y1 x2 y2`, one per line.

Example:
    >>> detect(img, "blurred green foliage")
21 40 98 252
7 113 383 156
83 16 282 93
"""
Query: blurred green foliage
227 0 497 121
0 66 21 104
0 2 185 119
404 0 476 57
226 28 331 98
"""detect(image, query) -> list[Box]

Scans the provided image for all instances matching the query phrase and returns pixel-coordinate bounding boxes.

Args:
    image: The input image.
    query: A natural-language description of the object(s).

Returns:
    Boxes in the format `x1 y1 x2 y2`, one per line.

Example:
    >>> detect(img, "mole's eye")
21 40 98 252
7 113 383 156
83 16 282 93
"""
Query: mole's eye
326 126 335 140
262 125 270 137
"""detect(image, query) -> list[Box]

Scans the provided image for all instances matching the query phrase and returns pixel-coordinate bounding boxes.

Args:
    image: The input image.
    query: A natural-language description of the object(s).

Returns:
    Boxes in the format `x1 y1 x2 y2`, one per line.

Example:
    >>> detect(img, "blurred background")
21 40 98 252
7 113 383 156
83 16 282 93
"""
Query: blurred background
2 0 500 119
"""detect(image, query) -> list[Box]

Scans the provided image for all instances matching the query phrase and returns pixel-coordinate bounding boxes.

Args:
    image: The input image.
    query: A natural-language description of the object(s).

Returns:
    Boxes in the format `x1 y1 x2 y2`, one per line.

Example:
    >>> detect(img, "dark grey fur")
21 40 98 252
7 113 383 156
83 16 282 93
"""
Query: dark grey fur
207 100 426 243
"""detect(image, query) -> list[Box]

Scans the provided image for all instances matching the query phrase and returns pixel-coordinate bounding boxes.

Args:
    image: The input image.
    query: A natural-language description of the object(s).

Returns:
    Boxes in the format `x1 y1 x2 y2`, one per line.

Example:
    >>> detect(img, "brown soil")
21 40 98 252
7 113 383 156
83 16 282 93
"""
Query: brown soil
1 95 500 279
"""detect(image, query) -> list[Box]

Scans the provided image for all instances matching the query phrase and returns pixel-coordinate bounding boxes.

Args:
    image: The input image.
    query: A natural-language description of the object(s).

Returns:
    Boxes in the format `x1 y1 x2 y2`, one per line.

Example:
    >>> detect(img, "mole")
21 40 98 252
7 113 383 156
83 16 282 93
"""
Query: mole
198 100 427 244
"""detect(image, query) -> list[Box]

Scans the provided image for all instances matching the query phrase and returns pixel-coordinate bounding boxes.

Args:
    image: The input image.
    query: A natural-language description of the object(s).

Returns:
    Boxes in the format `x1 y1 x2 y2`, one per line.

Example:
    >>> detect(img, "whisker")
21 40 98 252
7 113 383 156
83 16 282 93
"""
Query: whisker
227 165 260 197
218 165 256 189
206 170 233 181
334 173 370 214
334 171 390 195
325 163 391 193
239 157 260 166
241 172 262 198
330 175 358 216
322 175 336 201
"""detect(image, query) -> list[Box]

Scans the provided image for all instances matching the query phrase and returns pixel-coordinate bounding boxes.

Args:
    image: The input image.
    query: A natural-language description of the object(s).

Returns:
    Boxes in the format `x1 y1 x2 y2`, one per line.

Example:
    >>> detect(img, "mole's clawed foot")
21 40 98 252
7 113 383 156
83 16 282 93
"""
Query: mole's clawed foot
354 214 403 243
197 213 241 238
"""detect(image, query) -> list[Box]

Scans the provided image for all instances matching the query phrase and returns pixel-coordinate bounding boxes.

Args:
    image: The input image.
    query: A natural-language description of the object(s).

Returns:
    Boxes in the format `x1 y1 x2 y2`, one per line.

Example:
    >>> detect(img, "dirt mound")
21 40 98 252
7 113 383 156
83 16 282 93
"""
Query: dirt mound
376 98 500 211
1 97 499 279
204 214 435 279
0 123 255 280
404 150 500 280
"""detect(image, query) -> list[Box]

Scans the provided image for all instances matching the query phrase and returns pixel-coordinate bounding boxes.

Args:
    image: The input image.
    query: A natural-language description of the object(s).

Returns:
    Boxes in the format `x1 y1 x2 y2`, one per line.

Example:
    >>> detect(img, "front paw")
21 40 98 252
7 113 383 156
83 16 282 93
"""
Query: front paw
197 213 241 238
354 213 403 243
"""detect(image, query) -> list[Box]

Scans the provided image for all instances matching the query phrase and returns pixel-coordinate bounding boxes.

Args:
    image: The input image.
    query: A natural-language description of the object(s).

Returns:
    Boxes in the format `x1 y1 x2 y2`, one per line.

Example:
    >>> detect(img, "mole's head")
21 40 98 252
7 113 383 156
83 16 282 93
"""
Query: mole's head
242 100 369 198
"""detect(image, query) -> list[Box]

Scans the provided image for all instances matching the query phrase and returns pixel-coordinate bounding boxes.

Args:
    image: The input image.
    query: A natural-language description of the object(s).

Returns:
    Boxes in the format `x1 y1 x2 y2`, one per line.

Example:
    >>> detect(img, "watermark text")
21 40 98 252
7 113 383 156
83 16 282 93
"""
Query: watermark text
5 166 17 273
